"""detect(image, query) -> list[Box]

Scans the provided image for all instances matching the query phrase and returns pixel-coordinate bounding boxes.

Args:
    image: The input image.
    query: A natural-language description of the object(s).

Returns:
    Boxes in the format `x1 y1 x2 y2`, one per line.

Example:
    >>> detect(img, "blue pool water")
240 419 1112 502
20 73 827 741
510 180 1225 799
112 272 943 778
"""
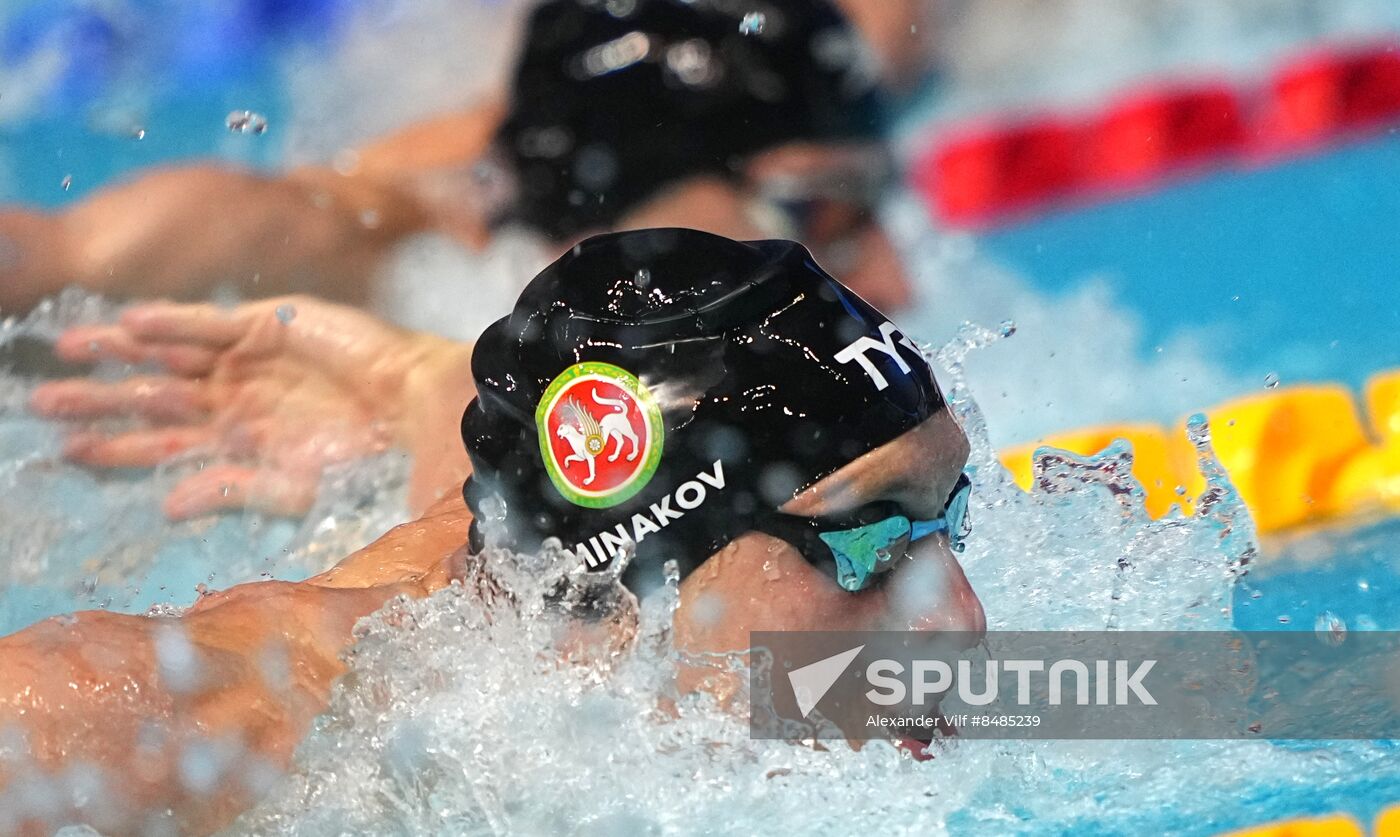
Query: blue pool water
976 133 1400 393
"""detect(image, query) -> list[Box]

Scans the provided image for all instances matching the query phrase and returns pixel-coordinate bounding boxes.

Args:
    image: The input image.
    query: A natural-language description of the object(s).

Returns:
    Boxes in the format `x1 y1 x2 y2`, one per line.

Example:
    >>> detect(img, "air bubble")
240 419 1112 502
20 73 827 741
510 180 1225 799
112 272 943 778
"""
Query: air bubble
275 304 297 324
634 268 651 289
61 174 72 191
739 11 766 35
1264 372 1280 389
226 110 269 135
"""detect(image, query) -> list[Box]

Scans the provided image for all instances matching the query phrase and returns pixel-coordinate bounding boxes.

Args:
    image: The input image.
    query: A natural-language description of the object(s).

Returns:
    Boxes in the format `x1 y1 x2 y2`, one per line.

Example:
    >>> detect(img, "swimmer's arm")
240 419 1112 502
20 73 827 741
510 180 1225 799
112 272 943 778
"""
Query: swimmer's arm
309 488 472 590
0 97 503 314
0 583 406 835
353 98 506 181
0 163 426 312
0 501 470 835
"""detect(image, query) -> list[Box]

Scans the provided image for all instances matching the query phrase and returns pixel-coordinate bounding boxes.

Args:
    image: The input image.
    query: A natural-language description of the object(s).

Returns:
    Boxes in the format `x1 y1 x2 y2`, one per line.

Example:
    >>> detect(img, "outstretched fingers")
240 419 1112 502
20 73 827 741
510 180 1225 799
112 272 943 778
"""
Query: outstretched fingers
164 464 318 520
31 377 210 423
119 302 253 348
54 324 218 376
63 427 217 469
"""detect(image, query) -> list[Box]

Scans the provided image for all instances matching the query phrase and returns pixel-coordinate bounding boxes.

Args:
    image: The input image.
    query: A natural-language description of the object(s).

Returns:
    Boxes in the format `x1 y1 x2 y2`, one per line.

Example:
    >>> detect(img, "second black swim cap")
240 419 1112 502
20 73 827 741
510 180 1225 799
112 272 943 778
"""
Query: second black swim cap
494 0 885 241
462 228 946 593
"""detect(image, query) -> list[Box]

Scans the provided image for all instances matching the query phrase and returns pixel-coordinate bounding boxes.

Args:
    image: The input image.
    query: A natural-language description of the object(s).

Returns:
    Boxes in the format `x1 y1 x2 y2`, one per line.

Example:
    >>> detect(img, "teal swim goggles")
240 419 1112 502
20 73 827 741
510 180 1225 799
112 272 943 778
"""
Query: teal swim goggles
751 473 973 593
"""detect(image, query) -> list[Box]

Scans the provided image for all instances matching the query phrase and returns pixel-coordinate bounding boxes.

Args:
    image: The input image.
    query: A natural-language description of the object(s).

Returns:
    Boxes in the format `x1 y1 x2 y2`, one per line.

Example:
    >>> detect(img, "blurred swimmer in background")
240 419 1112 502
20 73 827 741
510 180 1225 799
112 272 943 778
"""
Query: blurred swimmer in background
29 0 938 521
3 231 983 835
0 0 934 319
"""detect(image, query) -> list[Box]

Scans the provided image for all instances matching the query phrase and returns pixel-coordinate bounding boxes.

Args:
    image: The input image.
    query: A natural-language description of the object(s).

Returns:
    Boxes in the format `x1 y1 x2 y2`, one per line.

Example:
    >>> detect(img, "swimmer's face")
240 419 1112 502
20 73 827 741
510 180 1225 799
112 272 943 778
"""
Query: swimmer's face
614 141 913 313
671 408 984 680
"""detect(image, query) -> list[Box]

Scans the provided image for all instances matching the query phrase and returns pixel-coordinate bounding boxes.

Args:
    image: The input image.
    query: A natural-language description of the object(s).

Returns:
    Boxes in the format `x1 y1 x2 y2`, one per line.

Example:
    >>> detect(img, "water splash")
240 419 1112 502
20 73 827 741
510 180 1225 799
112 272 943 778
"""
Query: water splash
222 326 1387 837
739 11 767 36
226 110 269 135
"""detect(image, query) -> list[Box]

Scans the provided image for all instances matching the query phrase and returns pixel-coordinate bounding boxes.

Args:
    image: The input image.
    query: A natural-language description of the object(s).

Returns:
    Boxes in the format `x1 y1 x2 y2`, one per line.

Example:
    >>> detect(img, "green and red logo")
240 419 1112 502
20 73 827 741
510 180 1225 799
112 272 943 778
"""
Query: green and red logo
536 361 665 508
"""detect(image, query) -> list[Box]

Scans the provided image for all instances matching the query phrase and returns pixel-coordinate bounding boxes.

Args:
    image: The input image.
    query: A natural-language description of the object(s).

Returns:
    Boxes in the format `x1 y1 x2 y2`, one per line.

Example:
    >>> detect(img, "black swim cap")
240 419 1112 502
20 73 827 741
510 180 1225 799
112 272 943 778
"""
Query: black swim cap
494 0 885 241
462 228 946 592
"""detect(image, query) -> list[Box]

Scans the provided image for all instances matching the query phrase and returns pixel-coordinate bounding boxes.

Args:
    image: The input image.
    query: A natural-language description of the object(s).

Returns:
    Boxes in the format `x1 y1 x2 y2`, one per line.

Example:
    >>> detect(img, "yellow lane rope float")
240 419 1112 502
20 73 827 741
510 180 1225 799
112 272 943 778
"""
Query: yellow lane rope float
998 369 1400 534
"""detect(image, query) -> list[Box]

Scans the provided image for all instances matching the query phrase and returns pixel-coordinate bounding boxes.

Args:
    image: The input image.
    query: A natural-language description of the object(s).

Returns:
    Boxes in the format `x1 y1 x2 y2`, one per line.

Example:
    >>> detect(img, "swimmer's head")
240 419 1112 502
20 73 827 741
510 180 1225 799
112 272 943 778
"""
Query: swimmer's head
462 229 973 618
491 0 885 242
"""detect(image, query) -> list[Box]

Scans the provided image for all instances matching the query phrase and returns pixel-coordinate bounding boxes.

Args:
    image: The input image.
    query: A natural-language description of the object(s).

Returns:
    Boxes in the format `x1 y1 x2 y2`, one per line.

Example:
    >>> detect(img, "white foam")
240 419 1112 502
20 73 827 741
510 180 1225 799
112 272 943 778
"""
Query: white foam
884 194 1250 449
371 229 548 340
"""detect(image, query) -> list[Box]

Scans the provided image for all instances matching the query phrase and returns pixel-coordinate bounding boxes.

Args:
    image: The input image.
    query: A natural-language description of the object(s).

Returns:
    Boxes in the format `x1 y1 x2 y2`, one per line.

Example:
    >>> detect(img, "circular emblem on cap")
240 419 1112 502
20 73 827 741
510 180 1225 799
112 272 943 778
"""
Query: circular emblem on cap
536 361 665 508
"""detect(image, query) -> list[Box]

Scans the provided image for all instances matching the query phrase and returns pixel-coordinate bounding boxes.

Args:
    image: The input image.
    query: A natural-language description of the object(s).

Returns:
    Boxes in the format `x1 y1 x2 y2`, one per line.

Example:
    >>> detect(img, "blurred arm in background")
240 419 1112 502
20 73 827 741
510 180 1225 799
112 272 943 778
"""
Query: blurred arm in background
0 100 504 313
0 0 936 316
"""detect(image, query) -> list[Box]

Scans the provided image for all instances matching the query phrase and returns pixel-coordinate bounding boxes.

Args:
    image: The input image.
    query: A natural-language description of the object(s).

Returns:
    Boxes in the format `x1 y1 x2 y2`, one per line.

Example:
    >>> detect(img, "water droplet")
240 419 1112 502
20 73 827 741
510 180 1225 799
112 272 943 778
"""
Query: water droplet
998 320 1017 338
275 304 296 324
1277 614 1291 624
132 128 146 140
739 11 766 35
1264 372 1280 389
61 174 72 191
666 40 718 88
226 110 268 135
634 268 651 289
1314 611 1347 645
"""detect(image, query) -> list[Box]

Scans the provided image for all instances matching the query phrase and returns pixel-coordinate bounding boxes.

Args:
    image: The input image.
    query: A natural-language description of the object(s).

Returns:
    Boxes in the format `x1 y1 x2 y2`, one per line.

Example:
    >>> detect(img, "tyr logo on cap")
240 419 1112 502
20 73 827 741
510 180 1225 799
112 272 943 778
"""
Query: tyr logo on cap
536 361 665 508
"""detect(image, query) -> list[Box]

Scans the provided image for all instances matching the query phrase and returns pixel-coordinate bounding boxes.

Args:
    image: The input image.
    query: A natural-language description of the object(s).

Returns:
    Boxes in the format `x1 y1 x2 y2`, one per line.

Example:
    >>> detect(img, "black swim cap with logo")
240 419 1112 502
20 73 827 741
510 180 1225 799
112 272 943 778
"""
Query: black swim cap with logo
462 228 947 593
494 0 885 241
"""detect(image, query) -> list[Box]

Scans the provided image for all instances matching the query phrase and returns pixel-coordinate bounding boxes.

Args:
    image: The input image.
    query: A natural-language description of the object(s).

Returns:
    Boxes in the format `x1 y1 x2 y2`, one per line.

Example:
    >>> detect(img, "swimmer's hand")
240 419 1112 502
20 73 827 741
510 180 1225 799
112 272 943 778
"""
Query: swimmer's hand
30 296 475 519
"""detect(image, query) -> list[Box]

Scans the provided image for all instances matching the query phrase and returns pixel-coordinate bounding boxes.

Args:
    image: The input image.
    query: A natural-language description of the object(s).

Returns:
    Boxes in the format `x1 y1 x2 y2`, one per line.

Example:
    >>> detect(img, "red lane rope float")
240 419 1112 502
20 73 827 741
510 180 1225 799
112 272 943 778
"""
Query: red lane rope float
912 41 1400 227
